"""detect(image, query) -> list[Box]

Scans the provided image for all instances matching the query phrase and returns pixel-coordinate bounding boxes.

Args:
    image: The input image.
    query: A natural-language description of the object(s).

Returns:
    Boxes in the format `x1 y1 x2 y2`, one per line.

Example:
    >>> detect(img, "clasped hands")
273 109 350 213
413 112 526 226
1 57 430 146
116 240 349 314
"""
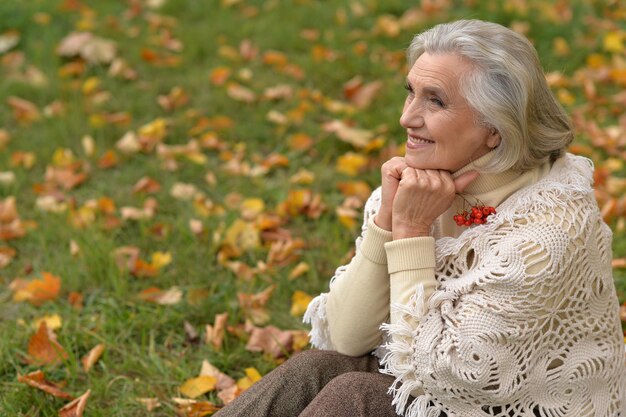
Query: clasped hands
374 157 479 240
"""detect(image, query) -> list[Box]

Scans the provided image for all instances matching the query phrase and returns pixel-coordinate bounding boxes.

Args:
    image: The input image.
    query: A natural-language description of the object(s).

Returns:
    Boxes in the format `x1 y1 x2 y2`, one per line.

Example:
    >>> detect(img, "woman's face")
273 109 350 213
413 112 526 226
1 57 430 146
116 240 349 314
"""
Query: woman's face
400 52 500 172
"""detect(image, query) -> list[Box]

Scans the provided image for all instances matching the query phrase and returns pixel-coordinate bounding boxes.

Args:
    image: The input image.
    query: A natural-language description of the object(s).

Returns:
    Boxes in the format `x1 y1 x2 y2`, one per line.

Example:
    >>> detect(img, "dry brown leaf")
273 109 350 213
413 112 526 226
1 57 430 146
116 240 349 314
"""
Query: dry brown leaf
137 397 161 411
81 343 105 372
226 83 256 103
237 287 274 326
245 324 293 358
17 370 73 400
323 120 374 148
184 321 200 344
200 360 236 391
217 384 241 405
205 312 228 350
27 321 69 366
137 286 182 305
7 96 40 124
59 389 91 417
57 31 116 64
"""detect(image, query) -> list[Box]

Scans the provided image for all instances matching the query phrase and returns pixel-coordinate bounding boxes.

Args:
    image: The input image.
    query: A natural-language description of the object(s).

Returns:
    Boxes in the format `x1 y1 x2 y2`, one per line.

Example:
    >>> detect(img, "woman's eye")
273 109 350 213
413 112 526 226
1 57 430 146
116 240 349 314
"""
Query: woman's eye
429 97 444 107
404 82 414 94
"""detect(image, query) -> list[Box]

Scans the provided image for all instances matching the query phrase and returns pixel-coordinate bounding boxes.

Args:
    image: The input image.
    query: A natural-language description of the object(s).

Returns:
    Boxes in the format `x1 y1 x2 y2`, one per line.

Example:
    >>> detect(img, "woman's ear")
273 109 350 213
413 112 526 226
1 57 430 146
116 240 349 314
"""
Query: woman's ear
487 128 501 149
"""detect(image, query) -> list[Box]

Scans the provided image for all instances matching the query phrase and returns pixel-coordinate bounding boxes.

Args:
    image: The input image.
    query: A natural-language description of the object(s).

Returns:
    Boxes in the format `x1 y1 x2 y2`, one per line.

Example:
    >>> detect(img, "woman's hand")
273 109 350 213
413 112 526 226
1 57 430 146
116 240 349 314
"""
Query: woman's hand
391 168 478 240
374 157 408 231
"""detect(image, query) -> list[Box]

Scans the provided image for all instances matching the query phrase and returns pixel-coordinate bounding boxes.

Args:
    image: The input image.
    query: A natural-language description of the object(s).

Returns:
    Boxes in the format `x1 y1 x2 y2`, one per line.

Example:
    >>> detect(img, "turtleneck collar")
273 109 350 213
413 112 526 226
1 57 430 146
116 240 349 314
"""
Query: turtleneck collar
451 151 522 195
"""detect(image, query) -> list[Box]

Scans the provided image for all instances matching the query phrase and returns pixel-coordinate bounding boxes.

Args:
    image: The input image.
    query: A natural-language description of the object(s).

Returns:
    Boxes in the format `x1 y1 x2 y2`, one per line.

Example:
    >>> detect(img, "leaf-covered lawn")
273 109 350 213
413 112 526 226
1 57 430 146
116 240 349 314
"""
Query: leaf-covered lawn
1 0 625 415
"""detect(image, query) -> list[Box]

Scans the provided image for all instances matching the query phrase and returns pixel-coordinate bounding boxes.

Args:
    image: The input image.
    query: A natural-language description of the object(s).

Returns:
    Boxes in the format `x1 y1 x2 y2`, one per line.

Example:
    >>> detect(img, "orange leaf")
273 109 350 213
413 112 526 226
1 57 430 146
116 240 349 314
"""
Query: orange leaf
59 389 91 417
186 401 221 417
0 246 16 268
12 272 61 306
27 321 69 366
81 343 105 372
97 150 119 169
209 67 231 85
17 370 73 400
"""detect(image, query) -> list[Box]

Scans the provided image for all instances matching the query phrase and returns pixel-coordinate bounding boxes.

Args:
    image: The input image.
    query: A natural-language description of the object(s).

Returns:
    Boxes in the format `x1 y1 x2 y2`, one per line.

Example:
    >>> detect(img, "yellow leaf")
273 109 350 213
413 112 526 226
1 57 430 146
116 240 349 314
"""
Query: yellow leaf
603 31 624 54
586 54 606 69
336 152 368 176
82 77 100 95
556 88 575 106
52 148 76 167
32 314 62 331
150 251 172 269
224 219 260 252
240 198 265 220
290 290 313 317
288 262 310 280
236 367 262 391
179 376 217 398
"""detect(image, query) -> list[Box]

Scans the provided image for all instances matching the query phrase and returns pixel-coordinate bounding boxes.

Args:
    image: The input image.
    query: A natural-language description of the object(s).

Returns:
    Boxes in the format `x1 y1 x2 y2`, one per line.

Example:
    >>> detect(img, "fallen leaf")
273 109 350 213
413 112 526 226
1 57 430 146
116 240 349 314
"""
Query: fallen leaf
7 96 40 124
179 376 217 398
290 290 313 317
336 152 368 176
17 370 73 400
32 314 62 331
200 360 236 391
237 286 275 325
81 343 105 372
59 389 91 417
0 246 16 268
217 384 241 405
323 120 374 148
226 83 256 103
137 397 161 411
185 401 221 417
27 321 69 366
137 286 182 305
205 312 228 350
236 368 262 391
11 272 61 306
245 324 293 358
288 261 309 280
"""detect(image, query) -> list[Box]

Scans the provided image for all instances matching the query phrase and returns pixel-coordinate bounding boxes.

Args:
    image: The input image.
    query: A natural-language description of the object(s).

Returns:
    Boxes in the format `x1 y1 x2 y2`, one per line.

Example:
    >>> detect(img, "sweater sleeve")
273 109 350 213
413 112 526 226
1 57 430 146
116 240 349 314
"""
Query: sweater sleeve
384 237 437 324
325 217 393 356
304 187 393 356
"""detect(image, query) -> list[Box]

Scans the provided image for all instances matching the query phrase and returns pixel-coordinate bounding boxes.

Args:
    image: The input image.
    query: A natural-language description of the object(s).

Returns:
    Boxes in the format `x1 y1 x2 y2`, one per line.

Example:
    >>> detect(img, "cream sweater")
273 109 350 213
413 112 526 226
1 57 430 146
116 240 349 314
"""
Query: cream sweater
304 153 626 417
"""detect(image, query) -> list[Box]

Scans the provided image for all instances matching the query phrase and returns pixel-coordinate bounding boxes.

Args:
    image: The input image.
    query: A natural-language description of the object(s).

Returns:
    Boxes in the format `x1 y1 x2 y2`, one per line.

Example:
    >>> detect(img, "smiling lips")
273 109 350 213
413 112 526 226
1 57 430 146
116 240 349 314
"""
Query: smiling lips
407 135 434 148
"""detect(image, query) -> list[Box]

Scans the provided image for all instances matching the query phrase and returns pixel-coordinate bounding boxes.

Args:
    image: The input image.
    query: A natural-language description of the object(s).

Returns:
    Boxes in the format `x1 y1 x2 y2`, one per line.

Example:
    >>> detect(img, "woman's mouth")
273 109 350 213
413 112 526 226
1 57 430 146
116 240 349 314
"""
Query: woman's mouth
407 136 434 148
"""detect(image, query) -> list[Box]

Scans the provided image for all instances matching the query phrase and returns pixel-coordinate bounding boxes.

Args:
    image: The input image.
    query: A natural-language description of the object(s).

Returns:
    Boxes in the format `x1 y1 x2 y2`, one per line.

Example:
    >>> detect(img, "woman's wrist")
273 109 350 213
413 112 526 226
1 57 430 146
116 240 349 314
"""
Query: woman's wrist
391 222 431 240
374 211 392 231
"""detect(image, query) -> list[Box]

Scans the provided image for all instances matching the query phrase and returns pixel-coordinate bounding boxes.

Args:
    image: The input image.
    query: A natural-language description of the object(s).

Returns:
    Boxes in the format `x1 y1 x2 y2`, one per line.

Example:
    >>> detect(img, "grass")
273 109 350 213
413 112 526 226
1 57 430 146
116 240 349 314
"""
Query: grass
0 0 625 415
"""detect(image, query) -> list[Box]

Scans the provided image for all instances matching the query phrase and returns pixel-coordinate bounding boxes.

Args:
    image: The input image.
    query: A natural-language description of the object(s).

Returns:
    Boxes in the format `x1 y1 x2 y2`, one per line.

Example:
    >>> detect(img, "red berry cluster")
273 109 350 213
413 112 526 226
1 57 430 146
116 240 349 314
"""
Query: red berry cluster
453 205 496 227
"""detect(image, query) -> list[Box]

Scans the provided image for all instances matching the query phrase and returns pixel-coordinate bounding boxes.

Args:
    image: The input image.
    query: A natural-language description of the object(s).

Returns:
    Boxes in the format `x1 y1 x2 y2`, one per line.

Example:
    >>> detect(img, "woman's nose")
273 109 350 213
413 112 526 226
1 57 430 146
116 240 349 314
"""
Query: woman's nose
400 99 425 129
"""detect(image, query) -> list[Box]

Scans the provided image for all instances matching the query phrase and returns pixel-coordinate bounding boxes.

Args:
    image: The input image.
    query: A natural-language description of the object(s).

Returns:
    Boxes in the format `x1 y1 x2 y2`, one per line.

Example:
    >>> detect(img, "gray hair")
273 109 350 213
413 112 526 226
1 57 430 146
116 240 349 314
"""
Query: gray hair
407 19 573 172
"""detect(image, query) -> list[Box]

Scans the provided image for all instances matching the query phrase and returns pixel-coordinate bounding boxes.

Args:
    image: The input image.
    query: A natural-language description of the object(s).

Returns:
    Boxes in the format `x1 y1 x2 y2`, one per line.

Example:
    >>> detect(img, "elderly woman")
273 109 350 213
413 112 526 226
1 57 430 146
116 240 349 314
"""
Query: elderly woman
215 19 626 417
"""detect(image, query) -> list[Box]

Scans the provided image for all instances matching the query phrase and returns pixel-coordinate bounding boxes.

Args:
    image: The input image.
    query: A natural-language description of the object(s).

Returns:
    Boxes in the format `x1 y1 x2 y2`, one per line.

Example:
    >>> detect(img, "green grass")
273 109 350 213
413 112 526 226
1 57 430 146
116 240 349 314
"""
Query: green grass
0 0 625 415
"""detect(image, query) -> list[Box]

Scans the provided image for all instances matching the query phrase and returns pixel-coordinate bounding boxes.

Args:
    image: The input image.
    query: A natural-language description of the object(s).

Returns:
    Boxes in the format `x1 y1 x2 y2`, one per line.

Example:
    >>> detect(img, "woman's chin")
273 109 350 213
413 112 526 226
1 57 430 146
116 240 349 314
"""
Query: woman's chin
404 155 435 170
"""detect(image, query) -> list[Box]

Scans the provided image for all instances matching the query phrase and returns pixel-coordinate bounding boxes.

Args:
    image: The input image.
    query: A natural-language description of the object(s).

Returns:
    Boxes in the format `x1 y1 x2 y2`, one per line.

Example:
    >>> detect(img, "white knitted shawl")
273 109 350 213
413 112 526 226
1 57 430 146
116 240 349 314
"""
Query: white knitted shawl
304 154 626 417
